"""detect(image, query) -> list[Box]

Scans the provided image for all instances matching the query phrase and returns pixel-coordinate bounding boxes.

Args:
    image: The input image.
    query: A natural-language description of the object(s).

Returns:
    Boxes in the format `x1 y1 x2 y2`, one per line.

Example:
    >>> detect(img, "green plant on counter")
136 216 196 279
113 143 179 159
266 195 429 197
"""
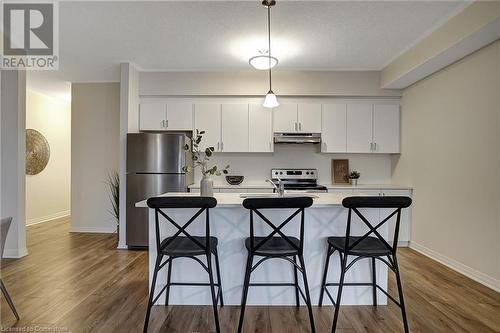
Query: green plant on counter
349 170 360 179
106 170 120 228
182 130 229 176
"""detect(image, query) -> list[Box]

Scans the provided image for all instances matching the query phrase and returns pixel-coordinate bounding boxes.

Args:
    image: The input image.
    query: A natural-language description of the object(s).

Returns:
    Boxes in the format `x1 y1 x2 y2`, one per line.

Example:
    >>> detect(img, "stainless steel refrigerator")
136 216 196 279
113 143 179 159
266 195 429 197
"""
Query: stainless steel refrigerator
126 133 193 248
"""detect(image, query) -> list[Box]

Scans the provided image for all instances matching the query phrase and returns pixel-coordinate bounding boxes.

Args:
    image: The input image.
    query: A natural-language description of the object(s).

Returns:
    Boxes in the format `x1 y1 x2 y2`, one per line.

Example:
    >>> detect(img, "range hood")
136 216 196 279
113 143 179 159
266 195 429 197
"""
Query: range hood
274 133 321 144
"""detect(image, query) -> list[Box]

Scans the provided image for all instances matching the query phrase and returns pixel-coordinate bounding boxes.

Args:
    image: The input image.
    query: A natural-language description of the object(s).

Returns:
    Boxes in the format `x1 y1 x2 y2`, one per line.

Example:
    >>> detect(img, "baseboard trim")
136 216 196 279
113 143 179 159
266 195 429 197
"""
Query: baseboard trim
26 210 70 225
2 247 28 258
69 226 117 234
410 241 500 293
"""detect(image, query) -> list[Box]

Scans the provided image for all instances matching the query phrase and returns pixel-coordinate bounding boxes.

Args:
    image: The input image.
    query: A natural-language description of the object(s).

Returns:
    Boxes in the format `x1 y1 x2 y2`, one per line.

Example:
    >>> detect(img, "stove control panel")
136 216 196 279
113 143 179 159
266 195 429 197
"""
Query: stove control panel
271 168 318 180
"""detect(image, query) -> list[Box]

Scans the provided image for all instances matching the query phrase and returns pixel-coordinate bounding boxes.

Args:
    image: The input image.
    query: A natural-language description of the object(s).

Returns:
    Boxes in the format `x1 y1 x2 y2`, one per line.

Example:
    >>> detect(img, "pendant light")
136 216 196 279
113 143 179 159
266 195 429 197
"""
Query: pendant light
262 0 279 108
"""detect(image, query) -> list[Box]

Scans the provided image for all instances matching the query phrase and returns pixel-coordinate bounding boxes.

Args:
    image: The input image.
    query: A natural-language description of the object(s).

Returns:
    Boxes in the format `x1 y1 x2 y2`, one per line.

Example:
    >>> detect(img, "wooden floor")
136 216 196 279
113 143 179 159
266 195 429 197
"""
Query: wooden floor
1 218 499 332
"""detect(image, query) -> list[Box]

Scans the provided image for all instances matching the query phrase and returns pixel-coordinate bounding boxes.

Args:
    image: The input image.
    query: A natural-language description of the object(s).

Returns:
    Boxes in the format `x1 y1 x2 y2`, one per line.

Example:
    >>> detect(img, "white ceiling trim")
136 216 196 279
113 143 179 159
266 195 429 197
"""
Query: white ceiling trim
382 17 500 89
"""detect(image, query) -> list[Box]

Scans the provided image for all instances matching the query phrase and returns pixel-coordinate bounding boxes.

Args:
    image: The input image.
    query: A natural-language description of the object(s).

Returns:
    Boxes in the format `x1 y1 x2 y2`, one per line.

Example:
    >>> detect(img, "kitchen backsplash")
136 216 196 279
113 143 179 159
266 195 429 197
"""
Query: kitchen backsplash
193 144 392 185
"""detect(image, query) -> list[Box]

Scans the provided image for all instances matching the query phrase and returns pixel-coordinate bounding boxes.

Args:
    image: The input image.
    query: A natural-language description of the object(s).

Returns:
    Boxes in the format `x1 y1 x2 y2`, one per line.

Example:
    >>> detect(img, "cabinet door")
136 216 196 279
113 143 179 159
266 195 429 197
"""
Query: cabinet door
166 103 193 130
194 104 221 151
139 103 166 131
273 103 297 132
221 104 249 152
346 104 373 153
373 104 400 153
249 104 273 152
380 189 411 246
322 104 347 153
297 103 322 133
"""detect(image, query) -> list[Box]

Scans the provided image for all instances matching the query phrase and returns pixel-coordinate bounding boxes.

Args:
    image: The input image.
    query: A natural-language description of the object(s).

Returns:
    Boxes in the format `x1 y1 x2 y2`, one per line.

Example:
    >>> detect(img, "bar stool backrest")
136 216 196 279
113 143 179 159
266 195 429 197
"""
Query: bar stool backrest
342 196 412 256
242 197 313 255
1 217 13 259
147 197 217 256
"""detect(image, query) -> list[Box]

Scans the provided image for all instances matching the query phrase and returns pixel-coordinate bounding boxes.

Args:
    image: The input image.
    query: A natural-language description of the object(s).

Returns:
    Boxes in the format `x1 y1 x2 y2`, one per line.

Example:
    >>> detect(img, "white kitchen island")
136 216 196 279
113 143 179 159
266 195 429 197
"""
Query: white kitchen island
136 192 390 306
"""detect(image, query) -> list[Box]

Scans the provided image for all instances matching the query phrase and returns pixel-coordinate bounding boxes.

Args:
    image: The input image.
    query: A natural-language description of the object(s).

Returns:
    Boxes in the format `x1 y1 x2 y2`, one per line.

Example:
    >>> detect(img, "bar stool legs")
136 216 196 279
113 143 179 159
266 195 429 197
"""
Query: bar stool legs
394 255 410 333
165 256 172 306
144 251 224 333
144 254 163 333
237 254 316 333
207 252 221 333
237 254 253 333
0 279 20 320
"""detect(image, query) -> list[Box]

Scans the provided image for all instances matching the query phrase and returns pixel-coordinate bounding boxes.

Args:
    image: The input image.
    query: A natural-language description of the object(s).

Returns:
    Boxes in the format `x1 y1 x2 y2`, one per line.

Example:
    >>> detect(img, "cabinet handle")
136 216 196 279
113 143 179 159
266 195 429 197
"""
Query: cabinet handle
299 122 302 131
373 142 377 151
165 119 169 128
217 142 220 151
294 122 298 131
221 142 224 151
370 142 373 151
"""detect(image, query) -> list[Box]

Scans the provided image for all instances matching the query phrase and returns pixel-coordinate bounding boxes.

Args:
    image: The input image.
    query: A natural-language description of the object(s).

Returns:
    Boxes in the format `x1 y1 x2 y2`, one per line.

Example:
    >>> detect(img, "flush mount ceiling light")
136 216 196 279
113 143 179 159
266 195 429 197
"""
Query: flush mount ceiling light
261 0 279 108
249 50 278 70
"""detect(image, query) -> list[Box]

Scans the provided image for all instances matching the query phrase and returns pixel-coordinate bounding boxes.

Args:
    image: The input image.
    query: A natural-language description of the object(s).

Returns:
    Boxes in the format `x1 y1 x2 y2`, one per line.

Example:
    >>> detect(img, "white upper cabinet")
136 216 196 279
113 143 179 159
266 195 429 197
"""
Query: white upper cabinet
221 104 249 152
297 103 322 133
273 104 297 132
322 104 347 153
194 104 221 152
139 103 166 131
166 103 193 130
249 104 273 152
373 104 400 153
346 104 373 153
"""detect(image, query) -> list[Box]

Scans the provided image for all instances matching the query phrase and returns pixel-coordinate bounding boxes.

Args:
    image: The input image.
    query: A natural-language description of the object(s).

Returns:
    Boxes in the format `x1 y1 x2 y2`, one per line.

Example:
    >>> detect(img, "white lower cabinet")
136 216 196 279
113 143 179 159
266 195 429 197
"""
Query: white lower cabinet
330 188 411 247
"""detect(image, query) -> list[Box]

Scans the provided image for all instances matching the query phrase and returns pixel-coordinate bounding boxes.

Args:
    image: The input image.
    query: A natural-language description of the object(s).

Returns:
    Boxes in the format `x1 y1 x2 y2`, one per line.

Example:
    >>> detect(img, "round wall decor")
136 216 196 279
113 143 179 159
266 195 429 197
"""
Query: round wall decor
26 129 50 175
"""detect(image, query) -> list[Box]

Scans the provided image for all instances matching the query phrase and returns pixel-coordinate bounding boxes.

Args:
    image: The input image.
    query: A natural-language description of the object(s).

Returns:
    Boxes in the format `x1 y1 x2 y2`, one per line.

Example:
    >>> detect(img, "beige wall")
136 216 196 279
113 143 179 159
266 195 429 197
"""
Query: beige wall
140 70 401 97
392 41 500 289
26 90 71 224
71 83 120 233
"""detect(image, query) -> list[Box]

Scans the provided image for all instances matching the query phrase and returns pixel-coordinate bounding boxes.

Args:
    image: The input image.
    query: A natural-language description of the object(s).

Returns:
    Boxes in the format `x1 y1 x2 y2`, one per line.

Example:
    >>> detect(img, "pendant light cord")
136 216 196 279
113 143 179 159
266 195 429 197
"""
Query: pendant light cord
267 4 272 91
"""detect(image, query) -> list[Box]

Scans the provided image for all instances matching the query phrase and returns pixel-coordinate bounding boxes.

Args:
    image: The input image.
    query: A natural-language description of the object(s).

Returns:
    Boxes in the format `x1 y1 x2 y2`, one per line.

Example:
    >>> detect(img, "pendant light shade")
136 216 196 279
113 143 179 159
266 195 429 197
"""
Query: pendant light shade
249 54 278 70
263 90 279 108
262 0 279 108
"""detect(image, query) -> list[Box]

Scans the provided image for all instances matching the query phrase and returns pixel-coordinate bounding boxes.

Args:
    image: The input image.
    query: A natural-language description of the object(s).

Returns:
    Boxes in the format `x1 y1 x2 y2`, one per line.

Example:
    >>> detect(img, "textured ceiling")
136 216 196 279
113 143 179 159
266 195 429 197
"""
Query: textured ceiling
28 1 469 98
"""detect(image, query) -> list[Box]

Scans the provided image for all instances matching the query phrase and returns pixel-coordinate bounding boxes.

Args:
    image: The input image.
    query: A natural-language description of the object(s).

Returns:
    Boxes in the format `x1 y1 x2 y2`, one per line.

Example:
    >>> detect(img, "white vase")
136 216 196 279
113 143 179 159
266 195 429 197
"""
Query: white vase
200 174 214 197
350 178 358 186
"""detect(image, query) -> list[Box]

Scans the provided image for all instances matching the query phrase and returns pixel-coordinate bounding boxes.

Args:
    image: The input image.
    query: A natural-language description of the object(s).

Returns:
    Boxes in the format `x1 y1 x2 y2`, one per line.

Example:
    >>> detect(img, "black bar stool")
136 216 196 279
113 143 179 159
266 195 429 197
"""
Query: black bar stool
238 197 316 333
143 196 223 333
318 196 412 333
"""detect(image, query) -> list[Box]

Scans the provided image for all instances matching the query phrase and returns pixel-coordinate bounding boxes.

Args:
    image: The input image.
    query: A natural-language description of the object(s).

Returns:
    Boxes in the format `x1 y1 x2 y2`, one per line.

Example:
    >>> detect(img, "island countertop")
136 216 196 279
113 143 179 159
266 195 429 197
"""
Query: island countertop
136 191 366 208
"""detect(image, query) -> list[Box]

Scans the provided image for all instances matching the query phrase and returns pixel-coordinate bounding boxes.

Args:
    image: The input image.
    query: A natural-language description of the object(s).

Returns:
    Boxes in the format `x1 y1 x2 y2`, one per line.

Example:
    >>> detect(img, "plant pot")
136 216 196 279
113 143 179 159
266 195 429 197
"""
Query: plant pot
350 178 358 186
200 174 214 197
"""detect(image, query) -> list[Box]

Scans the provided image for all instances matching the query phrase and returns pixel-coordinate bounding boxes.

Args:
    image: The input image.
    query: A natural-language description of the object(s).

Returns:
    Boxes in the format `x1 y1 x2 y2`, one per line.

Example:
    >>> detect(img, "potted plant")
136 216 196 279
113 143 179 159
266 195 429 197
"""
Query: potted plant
349 170 360 186
182 130 229 196
105 171 120 234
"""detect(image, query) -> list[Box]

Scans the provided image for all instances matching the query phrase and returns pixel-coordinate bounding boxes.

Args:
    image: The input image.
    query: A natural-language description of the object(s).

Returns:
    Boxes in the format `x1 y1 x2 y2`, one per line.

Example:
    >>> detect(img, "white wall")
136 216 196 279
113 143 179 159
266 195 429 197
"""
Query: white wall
0 70 27 258
392 41 500 291
26 90 71 225
71 83 120 233
199 146 392 185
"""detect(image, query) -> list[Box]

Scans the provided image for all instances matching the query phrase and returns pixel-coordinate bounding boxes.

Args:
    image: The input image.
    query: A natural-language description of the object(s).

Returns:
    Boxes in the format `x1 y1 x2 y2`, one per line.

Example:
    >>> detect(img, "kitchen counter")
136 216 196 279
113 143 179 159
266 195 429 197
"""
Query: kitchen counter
137 192 393 306
137 192 352 208
188 183 412 190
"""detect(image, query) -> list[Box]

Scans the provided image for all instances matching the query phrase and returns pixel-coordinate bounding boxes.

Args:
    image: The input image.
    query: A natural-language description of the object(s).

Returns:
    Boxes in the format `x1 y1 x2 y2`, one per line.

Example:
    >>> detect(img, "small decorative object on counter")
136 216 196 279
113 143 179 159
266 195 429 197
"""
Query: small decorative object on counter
226 175 244 185
332 159 349 184
182 130 229 196
349 170 360 186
